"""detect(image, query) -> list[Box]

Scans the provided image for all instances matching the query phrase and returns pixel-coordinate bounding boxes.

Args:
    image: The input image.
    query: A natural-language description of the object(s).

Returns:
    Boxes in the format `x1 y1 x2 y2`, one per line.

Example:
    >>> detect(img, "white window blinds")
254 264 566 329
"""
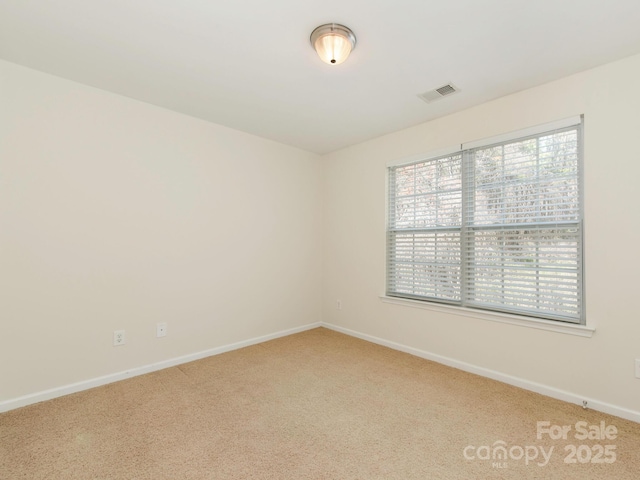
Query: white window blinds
388 153 463 304
387 120 583 323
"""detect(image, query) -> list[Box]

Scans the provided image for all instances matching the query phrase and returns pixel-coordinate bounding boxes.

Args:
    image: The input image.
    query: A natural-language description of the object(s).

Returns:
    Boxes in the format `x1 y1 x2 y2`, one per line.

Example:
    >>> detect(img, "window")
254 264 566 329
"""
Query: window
387 118 583 324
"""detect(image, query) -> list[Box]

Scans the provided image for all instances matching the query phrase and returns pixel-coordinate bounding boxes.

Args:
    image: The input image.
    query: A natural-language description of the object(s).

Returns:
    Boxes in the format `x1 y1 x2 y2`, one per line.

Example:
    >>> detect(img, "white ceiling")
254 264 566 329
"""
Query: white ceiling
2 1 640 154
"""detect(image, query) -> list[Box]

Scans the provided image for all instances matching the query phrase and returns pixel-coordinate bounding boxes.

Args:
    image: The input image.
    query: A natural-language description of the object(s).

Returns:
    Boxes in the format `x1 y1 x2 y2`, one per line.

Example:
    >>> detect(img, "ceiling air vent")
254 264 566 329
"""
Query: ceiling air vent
417 83 460 104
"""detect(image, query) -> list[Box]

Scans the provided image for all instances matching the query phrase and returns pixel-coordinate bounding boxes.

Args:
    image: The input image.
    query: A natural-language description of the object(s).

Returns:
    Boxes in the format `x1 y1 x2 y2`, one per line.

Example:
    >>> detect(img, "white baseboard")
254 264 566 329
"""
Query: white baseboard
4 320 638 424
0 322 322 413
322 322 640 424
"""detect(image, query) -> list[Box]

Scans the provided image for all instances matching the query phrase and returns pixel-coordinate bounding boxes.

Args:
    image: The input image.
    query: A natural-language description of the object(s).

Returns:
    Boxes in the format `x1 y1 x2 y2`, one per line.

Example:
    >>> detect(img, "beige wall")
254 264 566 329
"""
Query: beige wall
0 60 322 402
322 53 640 414
3 52 640 417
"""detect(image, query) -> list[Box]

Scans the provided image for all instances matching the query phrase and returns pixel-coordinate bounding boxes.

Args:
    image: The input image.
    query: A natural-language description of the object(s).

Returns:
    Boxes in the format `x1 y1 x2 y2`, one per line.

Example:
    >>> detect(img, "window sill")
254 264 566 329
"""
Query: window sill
379 295 595 338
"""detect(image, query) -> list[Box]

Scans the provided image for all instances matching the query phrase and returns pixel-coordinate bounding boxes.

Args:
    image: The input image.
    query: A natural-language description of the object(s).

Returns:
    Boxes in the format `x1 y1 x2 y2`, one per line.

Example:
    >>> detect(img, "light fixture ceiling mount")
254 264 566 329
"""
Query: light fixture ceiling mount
310 23 356 65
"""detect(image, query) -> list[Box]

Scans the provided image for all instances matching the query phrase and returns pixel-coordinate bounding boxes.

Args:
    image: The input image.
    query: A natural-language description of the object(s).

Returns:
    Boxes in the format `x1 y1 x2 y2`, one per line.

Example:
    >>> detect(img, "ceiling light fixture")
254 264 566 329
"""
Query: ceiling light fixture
310 23 356 65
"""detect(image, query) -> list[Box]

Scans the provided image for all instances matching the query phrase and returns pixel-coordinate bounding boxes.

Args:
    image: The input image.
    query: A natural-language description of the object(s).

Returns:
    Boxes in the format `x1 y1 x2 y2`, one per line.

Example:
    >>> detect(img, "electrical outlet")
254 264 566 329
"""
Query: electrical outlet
635 359 640 379
336 300 342 310
113 330 126 346
156 322 167 338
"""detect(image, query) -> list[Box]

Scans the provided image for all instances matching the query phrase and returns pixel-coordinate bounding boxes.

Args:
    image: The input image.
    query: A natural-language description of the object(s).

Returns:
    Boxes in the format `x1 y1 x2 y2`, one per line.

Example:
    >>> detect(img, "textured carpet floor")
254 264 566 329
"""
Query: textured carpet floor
1 327 639 479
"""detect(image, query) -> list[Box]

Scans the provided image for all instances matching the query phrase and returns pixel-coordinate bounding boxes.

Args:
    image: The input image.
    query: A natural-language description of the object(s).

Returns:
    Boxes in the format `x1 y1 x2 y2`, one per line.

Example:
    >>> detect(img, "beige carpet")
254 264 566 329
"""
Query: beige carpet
1 327 639 479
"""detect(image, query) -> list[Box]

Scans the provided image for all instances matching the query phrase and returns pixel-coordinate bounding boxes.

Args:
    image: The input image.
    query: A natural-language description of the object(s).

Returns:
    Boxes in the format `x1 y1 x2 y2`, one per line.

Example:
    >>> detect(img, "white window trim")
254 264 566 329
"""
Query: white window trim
386 116 582 170
385 115 587 331
387 146 462 168
379 295 594 337
462 116 582 150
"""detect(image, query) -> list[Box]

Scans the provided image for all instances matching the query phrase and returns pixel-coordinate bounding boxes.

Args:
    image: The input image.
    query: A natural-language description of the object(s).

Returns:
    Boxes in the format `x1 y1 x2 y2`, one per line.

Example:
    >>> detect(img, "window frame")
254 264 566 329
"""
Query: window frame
385 116 585 326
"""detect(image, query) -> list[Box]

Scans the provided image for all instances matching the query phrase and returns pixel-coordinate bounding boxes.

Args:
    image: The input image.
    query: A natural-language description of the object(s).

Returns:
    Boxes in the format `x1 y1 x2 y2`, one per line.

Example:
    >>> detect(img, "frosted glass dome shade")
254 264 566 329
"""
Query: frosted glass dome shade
310 24 356 65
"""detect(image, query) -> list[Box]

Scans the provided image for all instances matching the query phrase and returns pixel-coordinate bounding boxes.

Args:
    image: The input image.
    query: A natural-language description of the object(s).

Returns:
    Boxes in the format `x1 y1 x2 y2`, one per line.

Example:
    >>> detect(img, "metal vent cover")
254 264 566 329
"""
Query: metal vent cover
417 83 460 103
